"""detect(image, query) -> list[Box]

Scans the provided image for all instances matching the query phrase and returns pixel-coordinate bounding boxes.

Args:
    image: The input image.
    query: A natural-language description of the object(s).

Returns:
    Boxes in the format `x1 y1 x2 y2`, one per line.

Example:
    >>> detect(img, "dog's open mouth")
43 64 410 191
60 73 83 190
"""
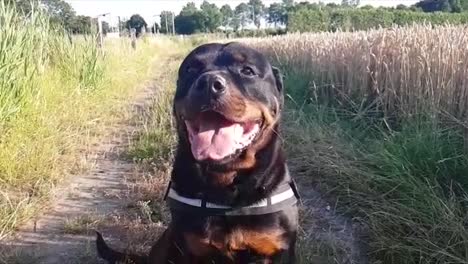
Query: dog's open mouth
185 111 261 161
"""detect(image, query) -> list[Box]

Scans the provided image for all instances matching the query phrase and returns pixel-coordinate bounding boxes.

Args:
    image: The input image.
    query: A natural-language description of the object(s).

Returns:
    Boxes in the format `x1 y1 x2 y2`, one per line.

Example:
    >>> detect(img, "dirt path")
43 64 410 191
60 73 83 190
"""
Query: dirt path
297 180 368 264
0 85 156 264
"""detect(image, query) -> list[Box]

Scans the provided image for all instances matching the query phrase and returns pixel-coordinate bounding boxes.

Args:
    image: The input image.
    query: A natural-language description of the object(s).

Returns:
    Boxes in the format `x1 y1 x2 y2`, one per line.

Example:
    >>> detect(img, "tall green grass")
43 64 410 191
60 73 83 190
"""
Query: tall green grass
282 84 468 264
0 3 164 239
0 2 47 122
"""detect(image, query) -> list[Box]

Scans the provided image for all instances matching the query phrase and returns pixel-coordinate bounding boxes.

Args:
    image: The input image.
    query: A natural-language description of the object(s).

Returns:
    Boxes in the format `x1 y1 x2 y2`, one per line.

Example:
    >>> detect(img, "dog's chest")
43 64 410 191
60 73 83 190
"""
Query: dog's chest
183 222 288 258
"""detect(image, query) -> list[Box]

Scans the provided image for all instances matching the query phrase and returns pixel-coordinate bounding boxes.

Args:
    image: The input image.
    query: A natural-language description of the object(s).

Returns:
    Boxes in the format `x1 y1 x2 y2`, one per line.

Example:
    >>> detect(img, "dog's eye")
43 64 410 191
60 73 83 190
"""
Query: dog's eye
240 66 256 76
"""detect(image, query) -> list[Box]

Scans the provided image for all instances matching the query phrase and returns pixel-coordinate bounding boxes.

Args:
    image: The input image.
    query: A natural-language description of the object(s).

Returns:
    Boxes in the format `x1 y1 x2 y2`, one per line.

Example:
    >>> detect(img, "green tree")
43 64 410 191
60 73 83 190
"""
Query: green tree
291 2 321 11
174 2 204 34
69 15 92 34
220 4 234 28
360 4 374 9
288 8 330 32
180 2 198 15
175 12 205 34
151 23 160 34
200 1 222 32
175 15 196 34
125 14 147 36
267 3 286 27
5 0 76 29
3 0 33 14
414 0 438 12
101 21 110 35
160 11 174 34
461 0 468 11
234 3 252 30
42 0 76 28
248 0 265 28
230 15 241 31
441 0 452 11
396 4 410 10
283 0 295 8
326 3 340 8
414 0 462 12
450 0 462 12
281 0 296 25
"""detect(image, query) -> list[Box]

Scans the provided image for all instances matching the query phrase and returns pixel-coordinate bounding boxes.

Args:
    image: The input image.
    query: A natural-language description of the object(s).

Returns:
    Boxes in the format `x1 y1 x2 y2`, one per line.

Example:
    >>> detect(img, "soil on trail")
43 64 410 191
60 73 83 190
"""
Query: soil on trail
0 85 157 264
297 180 369 264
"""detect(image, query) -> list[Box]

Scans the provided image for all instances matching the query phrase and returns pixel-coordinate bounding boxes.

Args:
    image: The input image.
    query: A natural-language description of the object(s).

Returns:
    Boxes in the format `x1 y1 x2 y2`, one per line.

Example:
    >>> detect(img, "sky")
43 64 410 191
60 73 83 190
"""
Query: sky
66 0 420 25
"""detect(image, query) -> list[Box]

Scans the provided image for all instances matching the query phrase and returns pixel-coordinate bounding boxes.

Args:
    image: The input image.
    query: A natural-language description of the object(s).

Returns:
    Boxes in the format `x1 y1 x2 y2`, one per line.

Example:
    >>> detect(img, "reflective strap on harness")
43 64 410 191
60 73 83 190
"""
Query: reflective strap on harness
165 183 299 216
163 165 301 216
167 187 295 209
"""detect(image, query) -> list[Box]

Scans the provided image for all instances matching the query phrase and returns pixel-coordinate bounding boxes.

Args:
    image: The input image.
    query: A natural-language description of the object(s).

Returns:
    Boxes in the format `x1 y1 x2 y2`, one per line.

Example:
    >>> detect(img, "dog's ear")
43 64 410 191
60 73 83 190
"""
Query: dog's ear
272 66 283 94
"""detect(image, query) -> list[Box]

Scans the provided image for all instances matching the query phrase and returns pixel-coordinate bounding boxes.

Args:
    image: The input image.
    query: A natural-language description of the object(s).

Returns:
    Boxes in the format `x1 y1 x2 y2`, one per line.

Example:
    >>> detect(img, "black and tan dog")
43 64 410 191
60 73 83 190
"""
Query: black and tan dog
96 42 300 264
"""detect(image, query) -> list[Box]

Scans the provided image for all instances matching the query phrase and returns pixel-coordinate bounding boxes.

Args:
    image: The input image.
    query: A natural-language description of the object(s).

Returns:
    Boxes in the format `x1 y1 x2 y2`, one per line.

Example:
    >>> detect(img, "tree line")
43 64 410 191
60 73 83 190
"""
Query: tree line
287 0 468 33
5 0 468 36
118 0 468 35
5 0 98 34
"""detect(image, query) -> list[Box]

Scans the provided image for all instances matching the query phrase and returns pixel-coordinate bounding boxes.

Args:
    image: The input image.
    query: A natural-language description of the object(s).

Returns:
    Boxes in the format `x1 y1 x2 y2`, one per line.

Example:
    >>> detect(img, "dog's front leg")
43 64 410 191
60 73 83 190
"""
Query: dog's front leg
148 227 192 264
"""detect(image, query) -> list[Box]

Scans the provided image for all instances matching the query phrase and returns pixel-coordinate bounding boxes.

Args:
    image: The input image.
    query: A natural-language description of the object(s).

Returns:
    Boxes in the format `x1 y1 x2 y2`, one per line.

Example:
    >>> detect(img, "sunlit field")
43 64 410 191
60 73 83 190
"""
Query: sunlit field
0 3 169 239
244 25 468 264
2 0 468 263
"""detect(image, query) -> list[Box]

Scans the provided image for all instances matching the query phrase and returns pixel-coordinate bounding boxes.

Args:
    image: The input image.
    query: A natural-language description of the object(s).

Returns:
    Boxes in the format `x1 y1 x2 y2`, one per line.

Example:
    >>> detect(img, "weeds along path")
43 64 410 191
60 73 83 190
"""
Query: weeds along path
0 83 157 263
0 39 190 264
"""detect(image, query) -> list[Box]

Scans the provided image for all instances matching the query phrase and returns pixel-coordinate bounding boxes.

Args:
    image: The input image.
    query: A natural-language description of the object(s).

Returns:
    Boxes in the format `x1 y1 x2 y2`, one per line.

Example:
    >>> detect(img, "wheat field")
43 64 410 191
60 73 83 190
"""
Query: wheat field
244 25 468 264
247 24 468 124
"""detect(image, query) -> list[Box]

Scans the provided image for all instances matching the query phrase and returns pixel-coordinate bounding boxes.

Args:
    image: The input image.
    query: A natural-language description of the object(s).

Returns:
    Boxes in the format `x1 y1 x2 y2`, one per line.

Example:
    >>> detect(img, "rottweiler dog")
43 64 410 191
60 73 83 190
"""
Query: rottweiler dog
96 42 299 264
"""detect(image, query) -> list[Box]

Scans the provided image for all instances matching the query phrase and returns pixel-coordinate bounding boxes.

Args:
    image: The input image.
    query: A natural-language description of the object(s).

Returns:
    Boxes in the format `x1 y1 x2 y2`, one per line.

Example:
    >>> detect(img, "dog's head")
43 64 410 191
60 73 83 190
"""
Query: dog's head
174 42 284 167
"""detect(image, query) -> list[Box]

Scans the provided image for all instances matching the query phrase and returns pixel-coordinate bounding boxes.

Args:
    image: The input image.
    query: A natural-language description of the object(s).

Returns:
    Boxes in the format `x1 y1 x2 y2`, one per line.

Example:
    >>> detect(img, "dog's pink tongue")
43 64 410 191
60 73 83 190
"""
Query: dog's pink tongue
190 121 243 161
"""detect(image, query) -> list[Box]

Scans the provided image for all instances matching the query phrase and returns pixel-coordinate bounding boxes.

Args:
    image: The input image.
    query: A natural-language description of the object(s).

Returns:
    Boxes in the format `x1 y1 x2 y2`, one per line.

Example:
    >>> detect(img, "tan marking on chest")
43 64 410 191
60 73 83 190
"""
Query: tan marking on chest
229 229 287 256
184 228 286 258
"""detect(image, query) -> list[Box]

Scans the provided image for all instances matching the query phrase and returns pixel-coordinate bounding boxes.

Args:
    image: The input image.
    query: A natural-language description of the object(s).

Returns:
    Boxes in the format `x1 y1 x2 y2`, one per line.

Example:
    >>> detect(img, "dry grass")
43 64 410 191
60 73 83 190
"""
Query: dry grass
244 25 468 264
62 214 102 235
245 24 468 124
0 3 169 239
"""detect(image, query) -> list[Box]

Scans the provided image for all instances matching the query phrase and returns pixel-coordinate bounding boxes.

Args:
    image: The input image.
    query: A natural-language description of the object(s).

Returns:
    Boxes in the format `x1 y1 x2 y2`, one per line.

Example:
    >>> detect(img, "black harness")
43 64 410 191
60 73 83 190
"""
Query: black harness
164 167 301 216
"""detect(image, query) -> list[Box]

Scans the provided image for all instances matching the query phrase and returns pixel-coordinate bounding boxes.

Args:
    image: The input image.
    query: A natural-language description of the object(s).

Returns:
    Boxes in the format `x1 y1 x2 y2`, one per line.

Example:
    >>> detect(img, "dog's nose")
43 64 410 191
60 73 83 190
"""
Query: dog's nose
211 77 226 95
195 74 226 98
